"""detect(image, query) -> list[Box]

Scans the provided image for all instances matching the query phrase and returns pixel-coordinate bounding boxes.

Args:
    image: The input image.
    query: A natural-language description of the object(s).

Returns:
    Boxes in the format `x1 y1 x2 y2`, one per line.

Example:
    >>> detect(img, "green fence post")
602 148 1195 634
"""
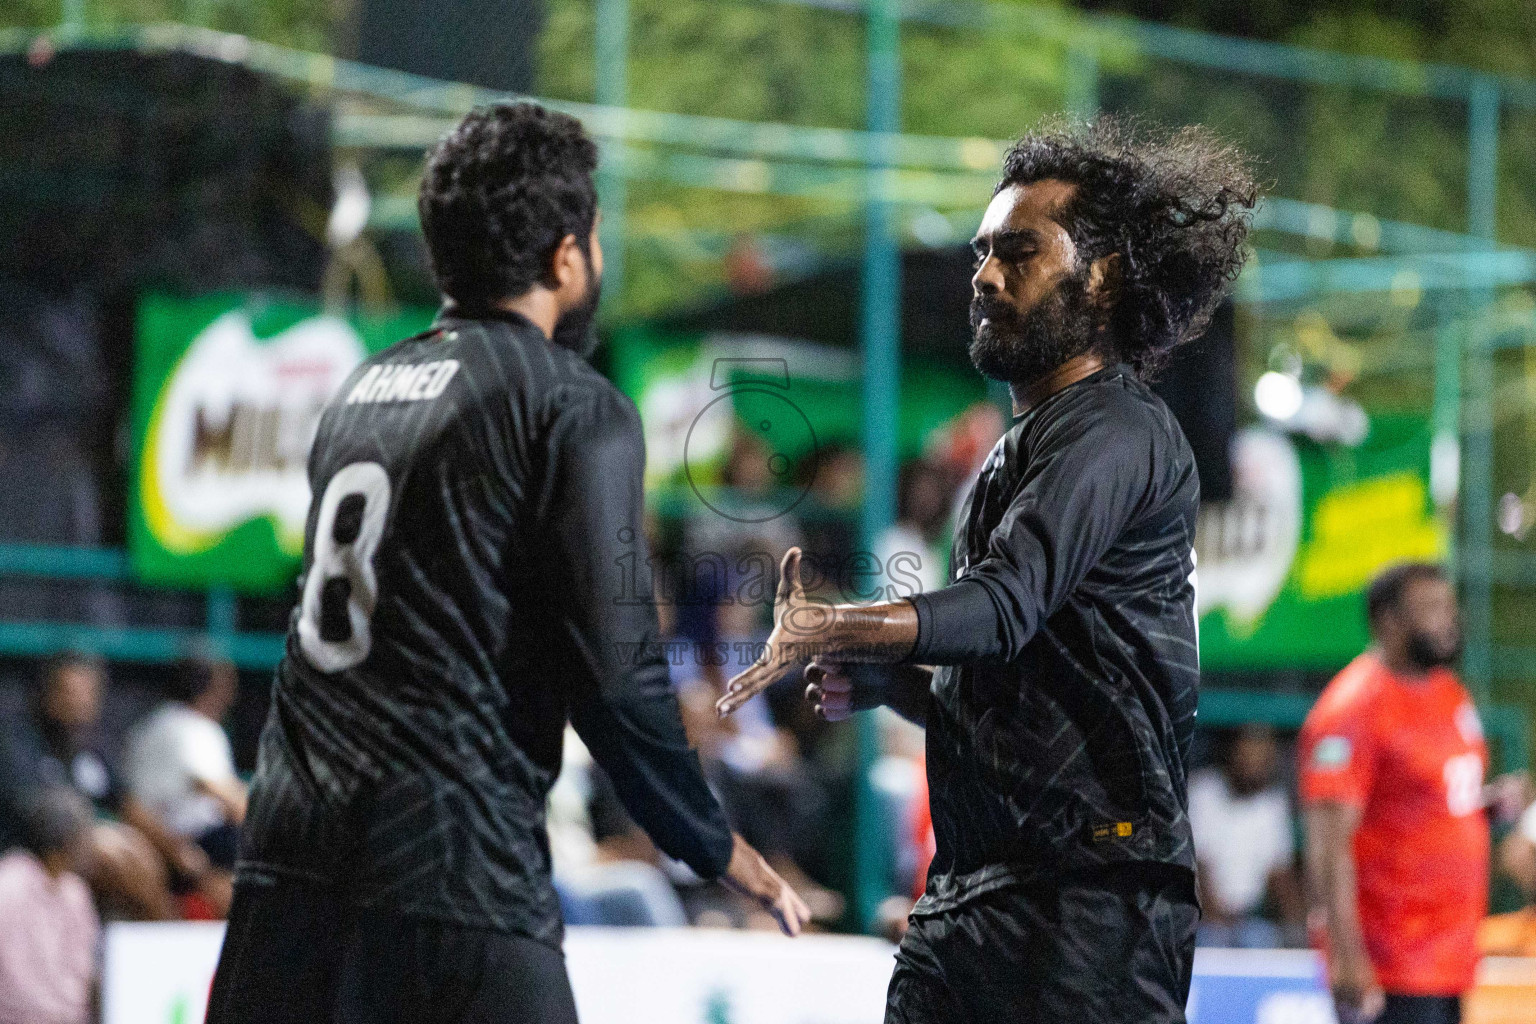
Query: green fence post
1065 41 1099 121
1468 76 1500 244
595 0 628 313
207 586 237 641
59 0 85 30
1432 308 1462 569
1462 77 1499 704
855 0 902 935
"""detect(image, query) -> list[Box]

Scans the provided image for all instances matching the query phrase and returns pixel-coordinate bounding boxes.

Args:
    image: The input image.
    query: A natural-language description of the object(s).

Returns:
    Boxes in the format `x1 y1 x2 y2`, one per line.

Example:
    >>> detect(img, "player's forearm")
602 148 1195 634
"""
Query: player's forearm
802 600 919 663
1304 806 1370 964
1321 850 1369 962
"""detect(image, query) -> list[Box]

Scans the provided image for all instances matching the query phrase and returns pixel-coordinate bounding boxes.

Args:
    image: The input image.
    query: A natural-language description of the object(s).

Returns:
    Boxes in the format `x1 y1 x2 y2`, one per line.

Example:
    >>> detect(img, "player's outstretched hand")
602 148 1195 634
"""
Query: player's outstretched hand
717 548 826 718
721 833 812 937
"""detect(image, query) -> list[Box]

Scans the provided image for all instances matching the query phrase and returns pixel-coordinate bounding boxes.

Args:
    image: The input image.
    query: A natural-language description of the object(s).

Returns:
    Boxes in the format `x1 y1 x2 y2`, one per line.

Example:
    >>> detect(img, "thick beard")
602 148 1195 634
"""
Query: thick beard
1406 631 1462 671
551 253 602 359
967 271 1099 385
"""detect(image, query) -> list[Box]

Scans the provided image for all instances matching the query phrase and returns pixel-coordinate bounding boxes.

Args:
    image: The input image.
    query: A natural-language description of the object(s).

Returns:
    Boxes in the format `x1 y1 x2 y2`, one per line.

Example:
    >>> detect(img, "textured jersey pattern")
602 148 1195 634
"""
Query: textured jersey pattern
908 365 1201 913
238 312 733 946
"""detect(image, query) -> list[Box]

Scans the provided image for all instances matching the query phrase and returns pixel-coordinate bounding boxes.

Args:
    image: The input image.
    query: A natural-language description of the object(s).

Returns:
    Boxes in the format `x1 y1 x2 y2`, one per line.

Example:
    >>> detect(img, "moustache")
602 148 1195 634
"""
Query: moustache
969 296 1021 331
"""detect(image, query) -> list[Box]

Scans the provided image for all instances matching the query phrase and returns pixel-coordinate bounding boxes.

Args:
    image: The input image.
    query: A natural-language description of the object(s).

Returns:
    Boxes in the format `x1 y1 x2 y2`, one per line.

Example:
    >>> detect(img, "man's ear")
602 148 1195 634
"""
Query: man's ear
550 233 585 295
1086 252 1123 313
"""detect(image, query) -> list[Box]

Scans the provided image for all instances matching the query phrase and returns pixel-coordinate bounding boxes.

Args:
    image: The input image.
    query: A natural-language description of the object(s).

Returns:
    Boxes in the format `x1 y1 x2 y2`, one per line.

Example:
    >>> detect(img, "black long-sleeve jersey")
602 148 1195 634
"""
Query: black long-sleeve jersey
906 363 1200 915
237 310 734 946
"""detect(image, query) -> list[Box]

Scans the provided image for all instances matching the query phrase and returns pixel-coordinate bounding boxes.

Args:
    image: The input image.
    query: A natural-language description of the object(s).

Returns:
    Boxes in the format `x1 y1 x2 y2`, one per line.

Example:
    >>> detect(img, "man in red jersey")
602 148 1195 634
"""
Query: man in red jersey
1300 563 1491 1024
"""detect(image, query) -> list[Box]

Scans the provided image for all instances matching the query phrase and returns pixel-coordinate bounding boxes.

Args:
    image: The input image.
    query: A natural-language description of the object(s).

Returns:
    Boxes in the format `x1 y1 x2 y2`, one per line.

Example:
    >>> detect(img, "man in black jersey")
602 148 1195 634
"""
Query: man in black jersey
718 118 1259 1023
207 102 808 1024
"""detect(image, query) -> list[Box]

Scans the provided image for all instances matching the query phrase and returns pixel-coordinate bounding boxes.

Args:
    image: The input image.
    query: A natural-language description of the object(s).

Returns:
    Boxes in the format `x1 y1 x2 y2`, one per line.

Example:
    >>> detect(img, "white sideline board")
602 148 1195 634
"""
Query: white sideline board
103 923 898 1024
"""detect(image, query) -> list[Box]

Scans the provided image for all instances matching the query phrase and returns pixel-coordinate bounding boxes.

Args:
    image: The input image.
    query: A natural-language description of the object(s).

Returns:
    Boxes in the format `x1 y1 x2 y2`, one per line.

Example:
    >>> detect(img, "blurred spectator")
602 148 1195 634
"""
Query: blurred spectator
795 443 861 591
548 729 687 927
929 401 1005 501
1499 796 1536 900
868 709 931 943
723 233 774 295
1301 563 1510 1024
124 657 246 915
674 605 839 928
873 459 952 600
1189 725 1303 948
0 787 98 1024
1480 791 1536 957
0 654 202 920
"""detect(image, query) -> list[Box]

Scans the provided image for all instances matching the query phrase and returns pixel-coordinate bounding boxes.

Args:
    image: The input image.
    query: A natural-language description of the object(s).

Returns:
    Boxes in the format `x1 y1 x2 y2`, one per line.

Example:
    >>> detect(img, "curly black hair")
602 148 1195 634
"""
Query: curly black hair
418 102 599 309
999 116 1260 378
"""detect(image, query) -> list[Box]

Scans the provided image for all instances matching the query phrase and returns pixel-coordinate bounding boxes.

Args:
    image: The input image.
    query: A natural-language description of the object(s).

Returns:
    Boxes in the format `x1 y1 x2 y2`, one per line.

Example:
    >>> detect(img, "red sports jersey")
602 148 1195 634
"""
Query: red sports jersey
1299 653 1490 995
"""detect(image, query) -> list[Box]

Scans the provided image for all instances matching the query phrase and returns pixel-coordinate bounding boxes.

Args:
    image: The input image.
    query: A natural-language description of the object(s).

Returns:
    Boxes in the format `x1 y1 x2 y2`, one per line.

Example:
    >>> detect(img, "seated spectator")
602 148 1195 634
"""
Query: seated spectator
0 654 209 920
1189 724 1304 947
548 728 688 927
674 592 840 926
1485 792 1536 957
124 657 245 915
0 787 99 1024
1498 790 1536 899
872 459 952 600
868 709 931 943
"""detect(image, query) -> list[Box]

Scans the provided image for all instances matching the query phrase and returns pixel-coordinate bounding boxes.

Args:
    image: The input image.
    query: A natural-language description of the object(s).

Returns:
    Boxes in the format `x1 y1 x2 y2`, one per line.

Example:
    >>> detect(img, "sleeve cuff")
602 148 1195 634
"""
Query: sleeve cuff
907 594 934 662
693 825 736 881
906 578 1004 664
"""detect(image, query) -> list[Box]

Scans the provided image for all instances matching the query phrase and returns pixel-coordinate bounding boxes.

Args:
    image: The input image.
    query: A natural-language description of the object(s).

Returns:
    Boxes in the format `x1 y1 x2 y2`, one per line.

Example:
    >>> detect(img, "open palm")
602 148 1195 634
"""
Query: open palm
716 547 827 717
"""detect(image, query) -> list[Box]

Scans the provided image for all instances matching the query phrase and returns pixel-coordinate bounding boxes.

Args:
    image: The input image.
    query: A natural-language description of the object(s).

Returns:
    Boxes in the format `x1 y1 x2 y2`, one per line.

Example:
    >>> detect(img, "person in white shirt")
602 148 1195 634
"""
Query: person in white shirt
1188 724 1305 947
872 459 954 601
124 658 245 913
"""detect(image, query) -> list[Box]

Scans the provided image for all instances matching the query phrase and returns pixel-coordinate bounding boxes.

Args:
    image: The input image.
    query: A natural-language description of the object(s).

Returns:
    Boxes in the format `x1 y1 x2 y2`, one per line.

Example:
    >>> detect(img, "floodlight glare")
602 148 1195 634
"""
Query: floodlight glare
1254 371 1304 421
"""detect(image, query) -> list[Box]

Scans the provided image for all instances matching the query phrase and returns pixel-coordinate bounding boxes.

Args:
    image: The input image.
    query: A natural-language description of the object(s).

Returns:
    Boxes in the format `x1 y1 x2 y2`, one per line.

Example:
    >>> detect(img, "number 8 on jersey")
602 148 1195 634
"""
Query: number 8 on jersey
299 462 392 673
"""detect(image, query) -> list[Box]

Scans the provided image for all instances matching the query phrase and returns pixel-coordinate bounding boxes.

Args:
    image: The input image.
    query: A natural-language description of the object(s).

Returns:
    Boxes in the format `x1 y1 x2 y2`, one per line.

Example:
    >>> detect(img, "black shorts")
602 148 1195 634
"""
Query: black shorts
1371 995 1462 1024
886 864 1198 1024
207 871 579 1024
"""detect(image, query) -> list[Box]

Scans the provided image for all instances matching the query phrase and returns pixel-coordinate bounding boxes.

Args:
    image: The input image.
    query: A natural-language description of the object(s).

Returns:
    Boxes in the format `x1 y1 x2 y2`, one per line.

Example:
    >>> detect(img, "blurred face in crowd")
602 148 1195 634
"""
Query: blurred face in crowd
43 660 103 731
902 463 951 540
725 429 776 495
1386 575 1462 671
1224 726 1278 797
199 661 240 722
968 179 1112 385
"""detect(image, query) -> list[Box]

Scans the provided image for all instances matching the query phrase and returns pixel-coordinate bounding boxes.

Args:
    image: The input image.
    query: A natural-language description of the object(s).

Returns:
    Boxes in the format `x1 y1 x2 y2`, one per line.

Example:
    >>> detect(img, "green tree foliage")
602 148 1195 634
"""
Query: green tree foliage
2 0 337 51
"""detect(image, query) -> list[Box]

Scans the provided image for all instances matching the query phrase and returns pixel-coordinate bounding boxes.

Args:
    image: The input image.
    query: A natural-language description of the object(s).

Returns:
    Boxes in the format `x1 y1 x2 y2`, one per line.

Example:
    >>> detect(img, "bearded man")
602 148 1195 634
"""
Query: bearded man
207 103 806 1024
717 117 1259 1023
1301 563 1498 1024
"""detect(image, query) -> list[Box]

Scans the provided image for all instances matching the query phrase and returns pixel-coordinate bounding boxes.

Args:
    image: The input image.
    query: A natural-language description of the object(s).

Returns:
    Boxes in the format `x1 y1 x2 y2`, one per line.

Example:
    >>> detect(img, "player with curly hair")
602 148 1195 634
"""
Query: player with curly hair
206 102 808 1024
719 116 1260 1023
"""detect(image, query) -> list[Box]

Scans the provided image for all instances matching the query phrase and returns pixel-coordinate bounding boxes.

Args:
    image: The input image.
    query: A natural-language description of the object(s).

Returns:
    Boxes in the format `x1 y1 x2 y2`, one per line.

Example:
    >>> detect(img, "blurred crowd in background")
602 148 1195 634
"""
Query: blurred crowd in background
5 403 1536 1024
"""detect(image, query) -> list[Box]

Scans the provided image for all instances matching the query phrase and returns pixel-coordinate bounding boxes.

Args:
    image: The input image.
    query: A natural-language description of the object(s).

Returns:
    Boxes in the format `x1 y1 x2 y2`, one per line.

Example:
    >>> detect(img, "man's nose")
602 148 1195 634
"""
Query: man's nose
973 256 1003 296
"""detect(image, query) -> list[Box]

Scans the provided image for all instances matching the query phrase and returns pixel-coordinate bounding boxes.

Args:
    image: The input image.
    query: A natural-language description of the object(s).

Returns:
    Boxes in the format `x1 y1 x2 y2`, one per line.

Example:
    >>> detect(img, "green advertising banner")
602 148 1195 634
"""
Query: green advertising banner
610 327 987 495
131 294 434 592
1195 415 1450 670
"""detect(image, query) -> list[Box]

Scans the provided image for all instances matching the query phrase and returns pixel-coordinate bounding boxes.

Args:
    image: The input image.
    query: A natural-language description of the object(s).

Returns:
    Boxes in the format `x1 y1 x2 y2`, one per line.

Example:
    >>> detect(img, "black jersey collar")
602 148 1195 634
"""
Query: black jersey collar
433 304 544 335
